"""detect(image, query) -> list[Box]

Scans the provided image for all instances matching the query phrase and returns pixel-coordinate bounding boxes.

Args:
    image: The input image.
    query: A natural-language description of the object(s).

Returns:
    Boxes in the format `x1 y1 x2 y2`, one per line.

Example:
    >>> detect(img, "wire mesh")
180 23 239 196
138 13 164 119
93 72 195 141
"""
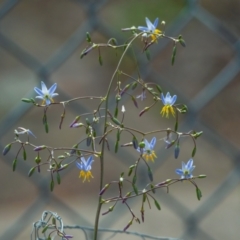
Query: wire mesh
0 0 240 239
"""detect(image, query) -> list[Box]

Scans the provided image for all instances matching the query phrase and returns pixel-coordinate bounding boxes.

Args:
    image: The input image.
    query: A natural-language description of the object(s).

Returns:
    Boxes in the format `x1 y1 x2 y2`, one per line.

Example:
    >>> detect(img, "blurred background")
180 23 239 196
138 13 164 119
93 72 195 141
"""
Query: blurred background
0 0 240 239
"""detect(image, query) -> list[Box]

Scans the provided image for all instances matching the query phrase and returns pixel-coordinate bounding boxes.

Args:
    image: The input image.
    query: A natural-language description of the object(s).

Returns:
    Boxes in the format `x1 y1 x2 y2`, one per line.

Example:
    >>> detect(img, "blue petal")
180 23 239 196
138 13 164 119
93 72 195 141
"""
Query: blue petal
45 99 51 105
181 161 186 169
28 130 36 138
161 93 166 105
138 26 149 32
170 95 177 105
166 92 171 99
80 156 87 165
150 137 156 149
189 165 195 173
175 169 183 175
76 161 82 170
41 81 48 93
145 17 153 30
153 18 159 28
86 155 94 167
34 87 44 96
186 159 193 169
144 139 150 150
49 83 57 95
35 96 44 100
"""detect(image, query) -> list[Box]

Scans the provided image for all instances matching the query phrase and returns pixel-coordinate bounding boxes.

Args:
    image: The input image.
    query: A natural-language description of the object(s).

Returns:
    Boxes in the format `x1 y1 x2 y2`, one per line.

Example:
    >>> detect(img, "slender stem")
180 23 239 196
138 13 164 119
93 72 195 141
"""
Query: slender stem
93 33 142 240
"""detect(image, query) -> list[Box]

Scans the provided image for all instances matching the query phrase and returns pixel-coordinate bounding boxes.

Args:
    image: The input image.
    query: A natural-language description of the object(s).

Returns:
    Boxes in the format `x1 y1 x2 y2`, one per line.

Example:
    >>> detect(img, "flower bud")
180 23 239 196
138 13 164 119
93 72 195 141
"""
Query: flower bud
132 137 138 149
138 141 145 149
3 144 11 155
34 145 46 151
69 116 81 127
174 141 180 159
99 184 110 195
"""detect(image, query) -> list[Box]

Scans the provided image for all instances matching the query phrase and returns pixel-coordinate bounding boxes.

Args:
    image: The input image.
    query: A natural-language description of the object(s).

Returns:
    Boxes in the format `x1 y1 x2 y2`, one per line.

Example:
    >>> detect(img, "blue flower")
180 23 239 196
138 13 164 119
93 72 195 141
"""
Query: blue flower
34 81 58 105
138 17 161 42
76 156 94 182
137 137 157 162
175 159 195 179
160 92 177 117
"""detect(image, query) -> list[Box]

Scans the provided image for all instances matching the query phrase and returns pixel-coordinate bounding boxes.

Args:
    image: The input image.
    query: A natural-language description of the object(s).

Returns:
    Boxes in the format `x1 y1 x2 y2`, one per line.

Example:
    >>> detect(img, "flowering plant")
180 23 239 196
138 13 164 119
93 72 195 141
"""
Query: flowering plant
3 16 205 240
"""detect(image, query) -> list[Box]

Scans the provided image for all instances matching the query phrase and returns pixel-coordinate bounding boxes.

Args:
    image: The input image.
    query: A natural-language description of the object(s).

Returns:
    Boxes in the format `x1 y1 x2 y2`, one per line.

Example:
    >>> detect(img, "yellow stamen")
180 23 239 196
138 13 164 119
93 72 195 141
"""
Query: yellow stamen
160 105 175 118
79 170 94 182
143 151 157 162
151 29 161 42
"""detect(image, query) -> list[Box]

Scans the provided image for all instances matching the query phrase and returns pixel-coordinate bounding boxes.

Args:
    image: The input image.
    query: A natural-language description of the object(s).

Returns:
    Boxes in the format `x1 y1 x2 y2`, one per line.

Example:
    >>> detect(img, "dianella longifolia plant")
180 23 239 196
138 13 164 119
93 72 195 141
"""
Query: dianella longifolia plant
3 17 205 240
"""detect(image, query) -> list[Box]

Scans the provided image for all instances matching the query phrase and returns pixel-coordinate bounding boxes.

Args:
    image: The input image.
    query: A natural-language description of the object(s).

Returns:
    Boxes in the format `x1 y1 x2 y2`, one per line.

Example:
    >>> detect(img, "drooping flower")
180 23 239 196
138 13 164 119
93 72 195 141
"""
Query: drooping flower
138 17 161 42
136 90 146 101
137 137 157 162
76 156 94 182
160 92 177 118
34 81 58 105
175 159 195 179
14 127 36 138
164 133 174 148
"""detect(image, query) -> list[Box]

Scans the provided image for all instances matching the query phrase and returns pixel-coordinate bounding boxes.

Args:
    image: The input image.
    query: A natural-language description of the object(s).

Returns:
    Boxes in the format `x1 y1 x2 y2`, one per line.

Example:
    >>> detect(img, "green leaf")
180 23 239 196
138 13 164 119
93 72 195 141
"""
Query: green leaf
114 107 118 118
192 146 196 157
42 225 49 234
86 32 91 42
52 217 56 225
174 120 178 131
171 45 177 65
148 167 153 182
180 104 188 113
131 82 138 90
196 187 202 200
128 167 133 176
12 158 17 171
150 184 156 194
132 175 137 184
28 167 35 177
45 122 49 133
42 114 47 124
56 172 61 185
132 184 138 195
110 38 117 45
143 193 147 202
21 98 33 103
116 130 121 141
50 180 54 192
114 141 119 153
111 117 122 126
23 149 27 160
128 165 135 177
156 84 163 93
178 35 186 47
154 199 161 210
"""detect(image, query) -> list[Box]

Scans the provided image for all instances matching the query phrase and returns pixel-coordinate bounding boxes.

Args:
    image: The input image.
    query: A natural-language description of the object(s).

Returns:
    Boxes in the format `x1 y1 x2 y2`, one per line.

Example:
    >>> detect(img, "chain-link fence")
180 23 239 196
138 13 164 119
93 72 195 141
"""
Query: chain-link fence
0 0 240 239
